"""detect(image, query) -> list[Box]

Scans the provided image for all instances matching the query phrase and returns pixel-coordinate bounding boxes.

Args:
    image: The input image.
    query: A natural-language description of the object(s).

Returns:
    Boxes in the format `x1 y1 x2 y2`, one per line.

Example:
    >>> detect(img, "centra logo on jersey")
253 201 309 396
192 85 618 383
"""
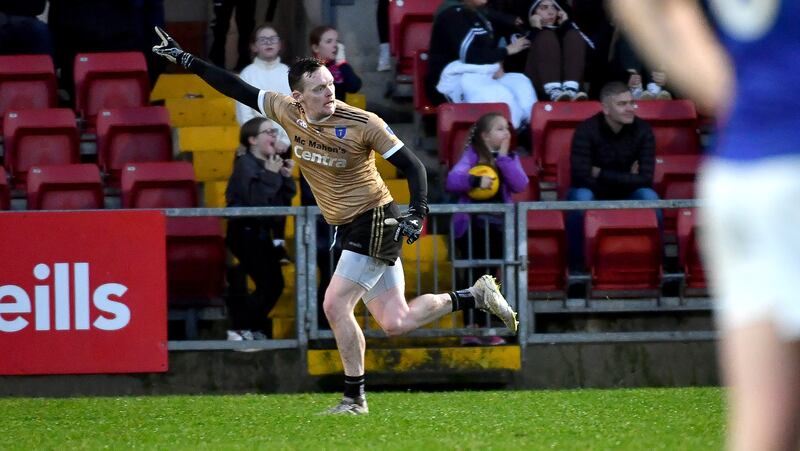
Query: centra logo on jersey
0 262 130 333
294 145 347 168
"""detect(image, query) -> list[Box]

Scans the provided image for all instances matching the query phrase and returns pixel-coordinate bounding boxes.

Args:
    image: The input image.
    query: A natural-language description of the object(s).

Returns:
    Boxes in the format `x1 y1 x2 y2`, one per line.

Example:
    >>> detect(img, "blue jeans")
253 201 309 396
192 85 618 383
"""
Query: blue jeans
566 187 662 271
0 16 52 56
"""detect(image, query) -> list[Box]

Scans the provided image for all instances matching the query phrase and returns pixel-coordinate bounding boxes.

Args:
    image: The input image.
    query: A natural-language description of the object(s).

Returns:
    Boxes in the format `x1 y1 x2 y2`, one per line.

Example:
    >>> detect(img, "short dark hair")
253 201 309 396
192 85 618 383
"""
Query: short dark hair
239 117 268 148
288 57 325 92
599 81 630 103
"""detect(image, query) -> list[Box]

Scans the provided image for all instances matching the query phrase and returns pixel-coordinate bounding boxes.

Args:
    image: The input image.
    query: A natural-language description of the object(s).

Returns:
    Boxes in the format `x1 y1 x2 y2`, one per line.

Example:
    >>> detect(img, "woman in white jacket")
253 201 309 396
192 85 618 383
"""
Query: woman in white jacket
235 23 291 152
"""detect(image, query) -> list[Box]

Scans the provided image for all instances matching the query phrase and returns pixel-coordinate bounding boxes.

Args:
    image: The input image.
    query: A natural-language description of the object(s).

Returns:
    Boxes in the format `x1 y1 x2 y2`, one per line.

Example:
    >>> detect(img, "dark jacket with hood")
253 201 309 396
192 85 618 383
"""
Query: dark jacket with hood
425 1 518 105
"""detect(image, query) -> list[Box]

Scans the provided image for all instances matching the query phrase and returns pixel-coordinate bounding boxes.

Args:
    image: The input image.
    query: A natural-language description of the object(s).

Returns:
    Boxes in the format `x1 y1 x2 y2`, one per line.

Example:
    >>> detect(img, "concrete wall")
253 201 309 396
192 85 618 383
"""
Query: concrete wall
0 341 719 397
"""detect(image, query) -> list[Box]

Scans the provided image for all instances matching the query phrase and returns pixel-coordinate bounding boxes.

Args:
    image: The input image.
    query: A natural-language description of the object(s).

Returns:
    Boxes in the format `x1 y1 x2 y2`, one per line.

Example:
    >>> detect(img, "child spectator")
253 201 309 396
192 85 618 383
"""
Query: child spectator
446 112 529 345
225 117 296 341
523 0 593 101
235 23 291 153
309 25 362 102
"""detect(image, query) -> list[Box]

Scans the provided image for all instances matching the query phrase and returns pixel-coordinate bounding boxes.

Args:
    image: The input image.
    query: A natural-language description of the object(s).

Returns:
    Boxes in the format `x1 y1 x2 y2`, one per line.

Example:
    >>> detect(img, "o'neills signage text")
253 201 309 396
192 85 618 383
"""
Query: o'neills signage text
0 211 167 375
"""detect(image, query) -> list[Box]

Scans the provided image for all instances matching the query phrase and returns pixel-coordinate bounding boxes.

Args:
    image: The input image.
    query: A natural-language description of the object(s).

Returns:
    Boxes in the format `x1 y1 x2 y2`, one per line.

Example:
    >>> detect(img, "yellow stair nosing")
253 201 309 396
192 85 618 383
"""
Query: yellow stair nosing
307 346 521 376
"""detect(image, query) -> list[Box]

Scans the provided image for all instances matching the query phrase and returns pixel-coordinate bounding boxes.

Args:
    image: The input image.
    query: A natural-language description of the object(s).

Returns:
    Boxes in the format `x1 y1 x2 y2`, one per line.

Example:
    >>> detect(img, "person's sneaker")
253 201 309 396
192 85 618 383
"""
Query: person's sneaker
563 88 588 101
239 330 254 340
572 90 588 101
636 90 656 100
470 275 518 333
484 336 507 346
461 335 483 346
227 330 244 341
377 42 391 72
657 89 673 100
251 331 268 340
274 245 292 265
549 88 571 102
321 396 369 415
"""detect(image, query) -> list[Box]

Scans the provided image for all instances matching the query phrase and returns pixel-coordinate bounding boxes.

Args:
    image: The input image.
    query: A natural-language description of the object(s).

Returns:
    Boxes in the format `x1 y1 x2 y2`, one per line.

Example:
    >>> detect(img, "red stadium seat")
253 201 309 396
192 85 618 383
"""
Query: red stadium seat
677 208 706 293
437 103 511 167
0 167 9 210
0 55 57 133
3 108 80 186
527 210 567 294
166 217 226 305
413 50 436 116
73 52 149 127
531 101 602 184
511 156 541 202
26 164 103 210
96 106 173 185
120 161 220 304
634 100 700 155
654 154 703 233
120 161 197 209
585 209 661 296
389 0 437 78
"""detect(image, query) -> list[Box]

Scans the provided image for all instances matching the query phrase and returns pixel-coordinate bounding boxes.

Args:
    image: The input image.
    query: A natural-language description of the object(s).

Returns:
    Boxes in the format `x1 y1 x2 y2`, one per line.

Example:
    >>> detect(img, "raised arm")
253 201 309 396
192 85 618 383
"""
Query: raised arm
152 26 262 113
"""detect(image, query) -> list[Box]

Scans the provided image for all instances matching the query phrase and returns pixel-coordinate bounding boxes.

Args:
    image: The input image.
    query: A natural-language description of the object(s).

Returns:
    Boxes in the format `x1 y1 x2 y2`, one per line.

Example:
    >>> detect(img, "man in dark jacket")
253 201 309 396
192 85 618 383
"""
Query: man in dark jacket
566 81 660 269
0 0 51 55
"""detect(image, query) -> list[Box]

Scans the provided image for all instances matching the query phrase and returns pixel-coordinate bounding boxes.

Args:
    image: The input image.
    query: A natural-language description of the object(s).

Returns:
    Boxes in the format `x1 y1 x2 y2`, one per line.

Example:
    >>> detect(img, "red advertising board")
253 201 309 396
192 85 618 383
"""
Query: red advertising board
0 211 167 375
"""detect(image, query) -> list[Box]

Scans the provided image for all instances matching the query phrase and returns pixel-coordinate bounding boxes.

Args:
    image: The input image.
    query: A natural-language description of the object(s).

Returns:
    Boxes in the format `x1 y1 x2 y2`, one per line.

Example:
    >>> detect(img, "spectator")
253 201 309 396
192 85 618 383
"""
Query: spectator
225 117 296 341
48 0 165 93
235 23 291 153
566 81 660 270
426 0 536 130
611 31 672 100
309 25 361 102
0 0 52 56
209 0 256 72
446 112 529 345
522 0 593 101
376 0 391 71
569 0 615 100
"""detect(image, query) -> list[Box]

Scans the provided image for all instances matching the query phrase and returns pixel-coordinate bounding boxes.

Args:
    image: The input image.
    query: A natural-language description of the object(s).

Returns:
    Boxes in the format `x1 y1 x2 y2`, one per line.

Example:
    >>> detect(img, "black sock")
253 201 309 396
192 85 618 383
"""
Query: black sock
344 374 365 400
449 289 477 312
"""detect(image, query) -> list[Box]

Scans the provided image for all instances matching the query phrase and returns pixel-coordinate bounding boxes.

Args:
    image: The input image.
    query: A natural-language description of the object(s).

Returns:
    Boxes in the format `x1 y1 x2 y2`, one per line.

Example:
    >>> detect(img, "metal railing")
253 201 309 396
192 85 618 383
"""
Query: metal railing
6 200 714 359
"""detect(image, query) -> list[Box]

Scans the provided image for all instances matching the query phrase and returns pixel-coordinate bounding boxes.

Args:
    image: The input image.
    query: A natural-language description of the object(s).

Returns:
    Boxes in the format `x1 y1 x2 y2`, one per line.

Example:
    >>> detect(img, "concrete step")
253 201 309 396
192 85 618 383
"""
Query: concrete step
307 345 521 376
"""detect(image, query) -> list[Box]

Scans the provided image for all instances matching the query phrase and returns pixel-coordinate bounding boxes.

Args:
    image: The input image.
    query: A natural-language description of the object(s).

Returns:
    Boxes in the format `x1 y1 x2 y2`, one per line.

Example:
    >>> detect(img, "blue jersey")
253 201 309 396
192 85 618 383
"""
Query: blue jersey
706 0 800 160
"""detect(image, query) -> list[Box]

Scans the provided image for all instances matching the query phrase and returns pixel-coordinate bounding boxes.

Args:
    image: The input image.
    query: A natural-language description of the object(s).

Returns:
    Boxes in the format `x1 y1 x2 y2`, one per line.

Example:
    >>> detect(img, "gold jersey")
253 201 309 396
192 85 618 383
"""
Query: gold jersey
259 91 403 225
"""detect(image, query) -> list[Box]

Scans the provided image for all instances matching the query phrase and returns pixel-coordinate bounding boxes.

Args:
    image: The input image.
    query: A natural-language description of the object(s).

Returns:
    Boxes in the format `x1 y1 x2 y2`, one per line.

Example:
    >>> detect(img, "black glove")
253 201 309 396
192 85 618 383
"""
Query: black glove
385 207 425 244
152 26 194 68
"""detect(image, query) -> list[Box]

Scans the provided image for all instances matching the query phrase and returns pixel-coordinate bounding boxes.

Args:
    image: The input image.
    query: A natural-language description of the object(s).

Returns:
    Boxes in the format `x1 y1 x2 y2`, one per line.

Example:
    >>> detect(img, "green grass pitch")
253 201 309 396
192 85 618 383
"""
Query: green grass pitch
1 387 723 450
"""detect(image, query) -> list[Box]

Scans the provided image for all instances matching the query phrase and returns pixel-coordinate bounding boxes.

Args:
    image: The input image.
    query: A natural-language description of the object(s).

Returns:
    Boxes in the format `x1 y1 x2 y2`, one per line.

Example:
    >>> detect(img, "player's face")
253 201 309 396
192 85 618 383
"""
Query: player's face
535 1 558 25
251 121 278 158
312 29 339 62
603 91 637 125
481 116 510 151
295 66 336 120
252 27 281 62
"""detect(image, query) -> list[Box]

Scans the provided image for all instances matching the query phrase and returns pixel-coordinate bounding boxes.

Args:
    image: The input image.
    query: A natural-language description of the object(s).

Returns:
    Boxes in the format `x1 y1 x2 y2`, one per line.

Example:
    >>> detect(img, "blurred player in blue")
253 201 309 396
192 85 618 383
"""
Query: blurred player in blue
610 1 800 450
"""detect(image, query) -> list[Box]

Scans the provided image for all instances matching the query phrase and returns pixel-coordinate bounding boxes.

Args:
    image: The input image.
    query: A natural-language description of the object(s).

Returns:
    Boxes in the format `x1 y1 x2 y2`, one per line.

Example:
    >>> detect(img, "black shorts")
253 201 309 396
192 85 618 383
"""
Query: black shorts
333 202 402 265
